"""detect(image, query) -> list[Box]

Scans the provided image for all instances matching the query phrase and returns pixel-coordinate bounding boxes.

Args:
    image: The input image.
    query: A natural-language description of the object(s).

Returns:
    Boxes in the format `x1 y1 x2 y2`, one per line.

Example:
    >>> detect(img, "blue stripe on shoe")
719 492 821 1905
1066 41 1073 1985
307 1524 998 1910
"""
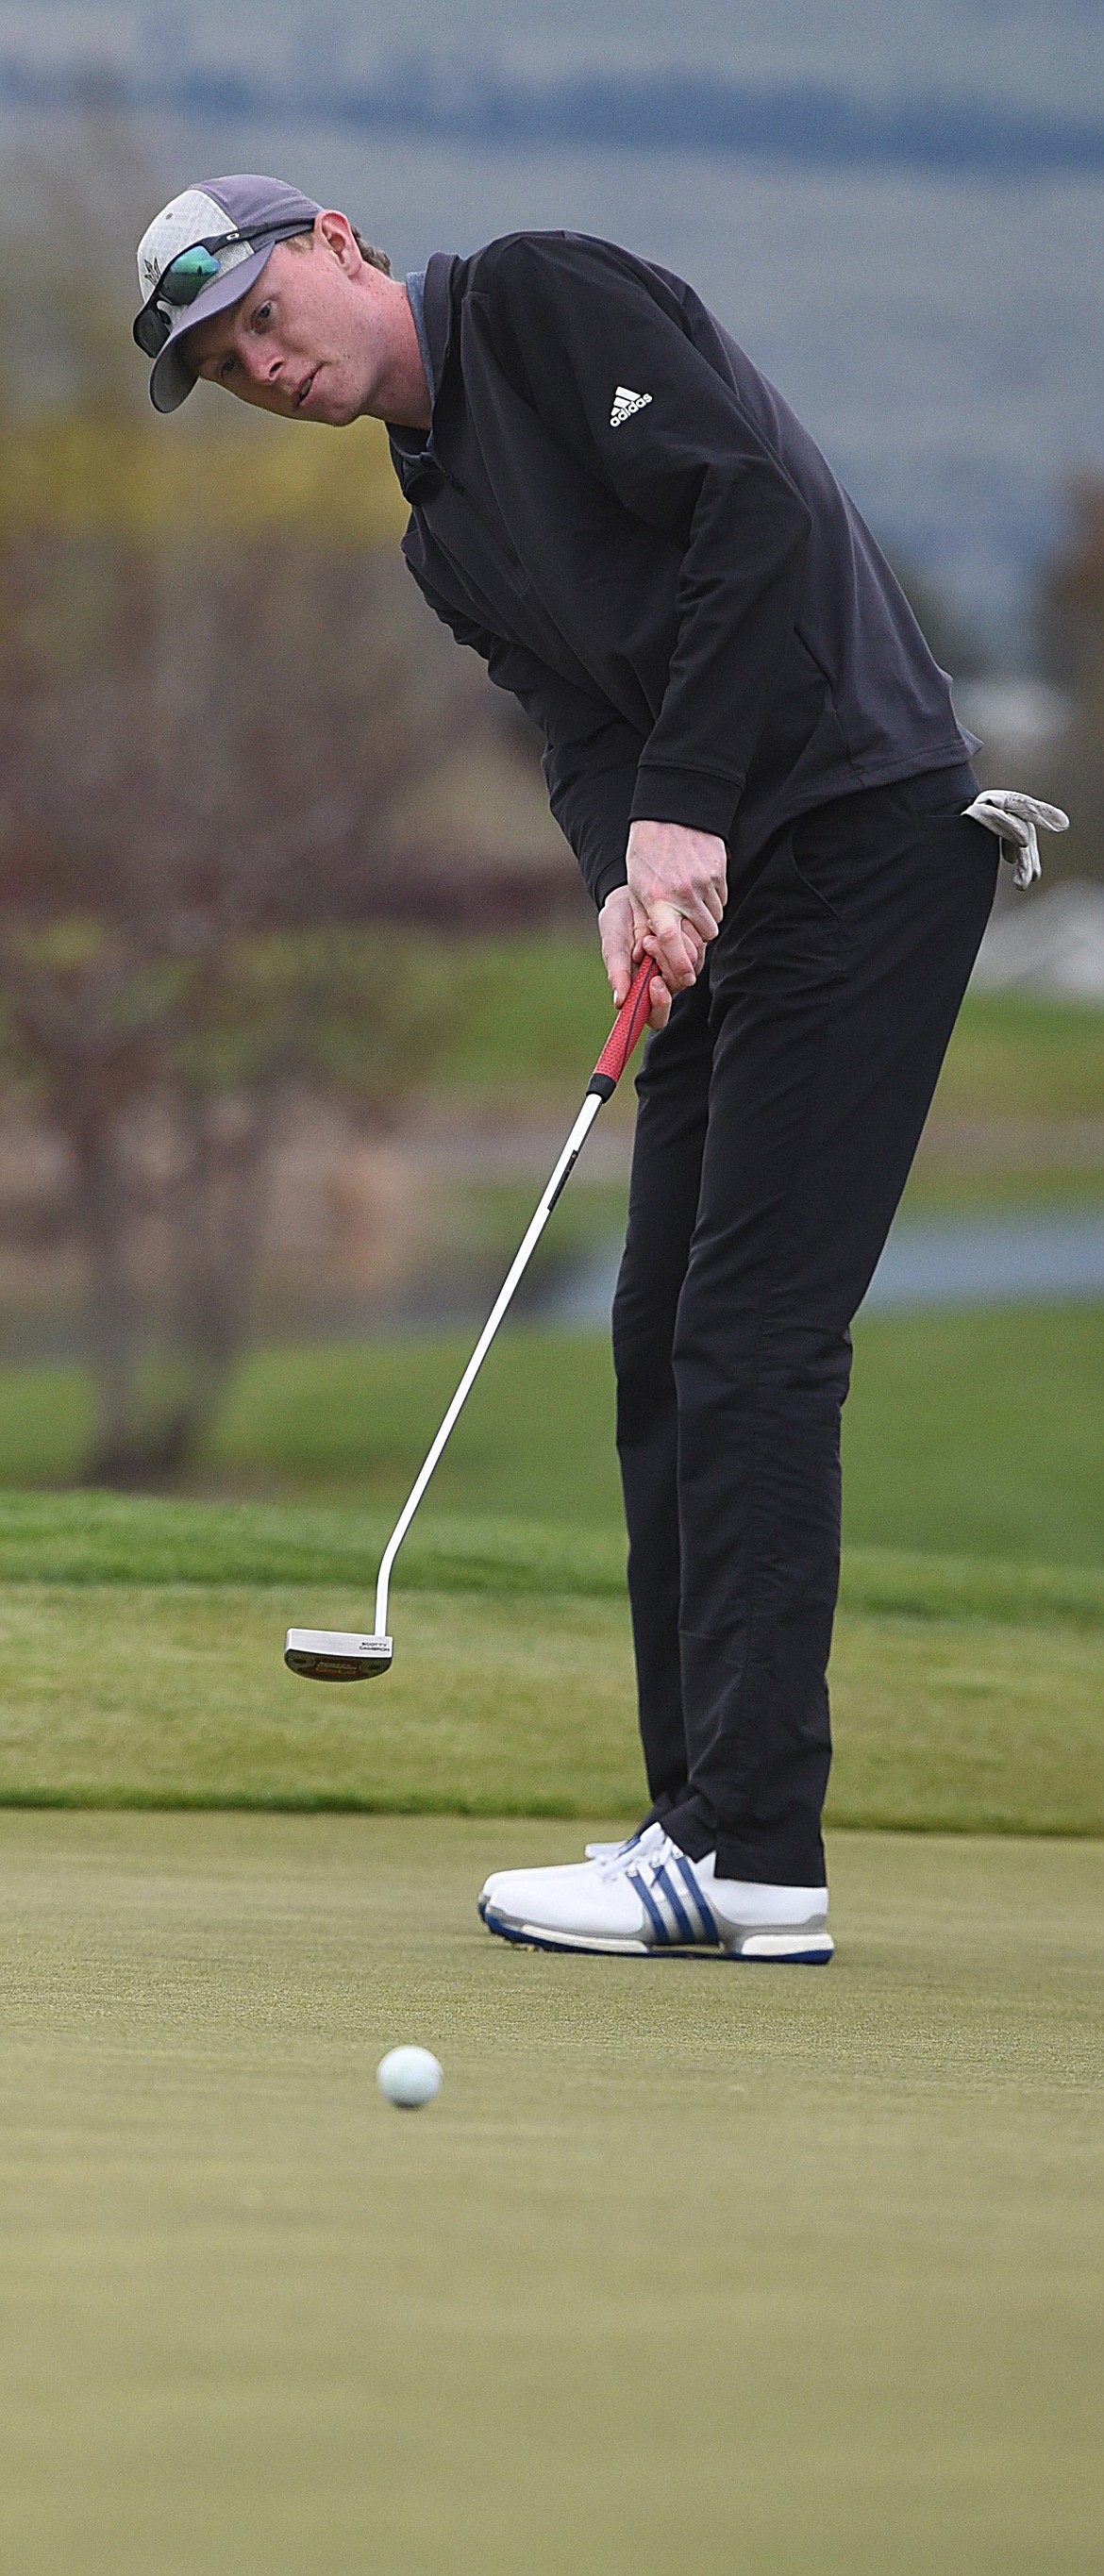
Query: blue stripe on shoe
652 1863 695 1944
628 1867 674 1945
673 1854 719 1944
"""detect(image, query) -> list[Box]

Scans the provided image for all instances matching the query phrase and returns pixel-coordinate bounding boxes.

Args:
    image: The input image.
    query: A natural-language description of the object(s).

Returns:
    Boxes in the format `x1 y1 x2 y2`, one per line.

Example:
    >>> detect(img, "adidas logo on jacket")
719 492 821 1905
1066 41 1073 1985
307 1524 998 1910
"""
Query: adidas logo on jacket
610 384 652 427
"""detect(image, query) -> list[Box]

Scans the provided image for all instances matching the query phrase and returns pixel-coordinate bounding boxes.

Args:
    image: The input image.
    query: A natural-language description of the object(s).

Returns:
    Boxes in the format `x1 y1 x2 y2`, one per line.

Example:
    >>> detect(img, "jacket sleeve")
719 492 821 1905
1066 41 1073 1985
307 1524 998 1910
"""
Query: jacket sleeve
407 565 641 909
472 232 813 840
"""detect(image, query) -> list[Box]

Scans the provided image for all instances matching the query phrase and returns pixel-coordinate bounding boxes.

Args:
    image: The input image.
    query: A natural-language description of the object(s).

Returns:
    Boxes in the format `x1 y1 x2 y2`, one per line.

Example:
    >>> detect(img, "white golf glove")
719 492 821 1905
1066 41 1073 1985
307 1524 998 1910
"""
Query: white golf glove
962 789 1070 891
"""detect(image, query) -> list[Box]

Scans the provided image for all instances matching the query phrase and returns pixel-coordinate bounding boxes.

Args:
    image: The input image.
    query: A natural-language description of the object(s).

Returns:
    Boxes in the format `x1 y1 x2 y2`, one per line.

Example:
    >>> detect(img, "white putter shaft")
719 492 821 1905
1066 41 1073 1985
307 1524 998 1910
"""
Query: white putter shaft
284 958 655 1681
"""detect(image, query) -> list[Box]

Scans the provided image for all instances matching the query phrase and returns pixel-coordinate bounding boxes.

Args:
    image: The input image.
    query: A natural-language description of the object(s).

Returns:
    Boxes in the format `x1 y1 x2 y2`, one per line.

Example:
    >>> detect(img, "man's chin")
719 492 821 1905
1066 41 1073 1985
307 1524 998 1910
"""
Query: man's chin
302 385 361 428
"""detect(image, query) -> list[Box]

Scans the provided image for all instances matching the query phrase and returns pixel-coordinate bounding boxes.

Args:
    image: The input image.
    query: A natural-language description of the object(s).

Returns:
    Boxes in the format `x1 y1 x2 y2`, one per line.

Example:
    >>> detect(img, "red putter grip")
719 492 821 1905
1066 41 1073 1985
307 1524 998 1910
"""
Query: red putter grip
588 957 656 1098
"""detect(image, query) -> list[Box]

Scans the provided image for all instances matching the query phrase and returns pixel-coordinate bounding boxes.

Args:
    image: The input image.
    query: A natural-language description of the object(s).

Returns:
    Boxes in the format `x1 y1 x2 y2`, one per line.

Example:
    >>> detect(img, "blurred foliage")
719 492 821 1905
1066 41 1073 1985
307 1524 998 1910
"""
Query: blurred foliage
0 928 458 1112
0 123 488 1484
0 411 407 545
1045 477 1104 882
0 97 405 544
0 899 468 1484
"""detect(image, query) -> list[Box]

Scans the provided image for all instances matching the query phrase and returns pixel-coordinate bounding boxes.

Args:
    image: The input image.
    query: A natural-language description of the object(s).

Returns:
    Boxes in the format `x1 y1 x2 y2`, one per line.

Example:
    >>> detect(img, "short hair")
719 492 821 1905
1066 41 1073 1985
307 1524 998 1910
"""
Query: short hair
352 226 392 277
287 223 392 276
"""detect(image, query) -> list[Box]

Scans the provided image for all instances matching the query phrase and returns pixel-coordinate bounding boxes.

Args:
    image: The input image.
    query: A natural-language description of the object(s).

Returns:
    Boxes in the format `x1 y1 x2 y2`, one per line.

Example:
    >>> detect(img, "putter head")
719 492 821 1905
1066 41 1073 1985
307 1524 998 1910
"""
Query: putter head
284 1627 393 1681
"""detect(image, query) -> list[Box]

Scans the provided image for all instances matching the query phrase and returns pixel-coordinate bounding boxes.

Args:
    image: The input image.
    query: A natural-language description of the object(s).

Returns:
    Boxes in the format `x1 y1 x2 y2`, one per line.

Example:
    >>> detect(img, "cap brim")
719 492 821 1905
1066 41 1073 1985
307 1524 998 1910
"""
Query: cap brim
148 243 276 412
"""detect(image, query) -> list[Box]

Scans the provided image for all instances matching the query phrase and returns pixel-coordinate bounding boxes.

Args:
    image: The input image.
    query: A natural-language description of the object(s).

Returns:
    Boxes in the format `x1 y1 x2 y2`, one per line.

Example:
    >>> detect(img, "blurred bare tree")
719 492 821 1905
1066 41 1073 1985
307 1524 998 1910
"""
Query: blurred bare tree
0 536 472 1478
0 103 544 1483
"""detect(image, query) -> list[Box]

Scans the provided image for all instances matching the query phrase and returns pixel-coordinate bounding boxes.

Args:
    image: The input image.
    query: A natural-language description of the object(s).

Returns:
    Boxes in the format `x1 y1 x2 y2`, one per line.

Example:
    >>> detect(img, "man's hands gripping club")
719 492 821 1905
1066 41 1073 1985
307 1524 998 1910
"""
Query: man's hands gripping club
599 820 728 1029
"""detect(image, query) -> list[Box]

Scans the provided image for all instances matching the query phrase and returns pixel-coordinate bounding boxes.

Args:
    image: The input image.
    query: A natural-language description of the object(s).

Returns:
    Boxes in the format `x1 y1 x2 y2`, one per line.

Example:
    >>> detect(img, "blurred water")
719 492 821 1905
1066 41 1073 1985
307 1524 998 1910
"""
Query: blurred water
865 1213 1104 1309
539 1211 1104 1326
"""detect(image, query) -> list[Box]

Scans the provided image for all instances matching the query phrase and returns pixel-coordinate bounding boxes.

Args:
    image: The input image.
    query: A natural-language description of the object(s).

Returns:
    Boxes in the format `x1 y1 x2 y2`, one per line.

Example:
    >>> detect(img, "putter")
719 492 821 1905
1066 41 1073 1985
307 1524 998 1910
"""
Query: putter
285 954 656 1681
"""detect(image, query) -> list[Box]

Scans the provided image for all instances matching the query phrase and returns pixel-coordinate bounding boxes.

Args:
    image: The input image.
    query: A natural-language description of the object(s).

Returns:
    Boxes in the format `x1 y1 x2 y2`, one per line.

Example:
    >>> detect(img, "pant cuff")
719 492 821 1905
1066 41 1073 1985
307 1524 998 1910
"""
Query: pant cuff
660 1802 827 1887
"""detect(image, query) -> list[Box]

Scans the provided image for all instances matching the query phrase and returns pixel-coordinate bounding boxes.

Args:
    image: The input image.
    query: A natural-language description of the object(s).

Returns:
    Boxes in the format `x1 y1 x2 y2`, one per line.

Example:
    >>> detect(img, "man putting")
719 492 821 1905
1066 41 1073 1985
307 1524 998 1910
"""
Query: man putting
135 175 1062 1963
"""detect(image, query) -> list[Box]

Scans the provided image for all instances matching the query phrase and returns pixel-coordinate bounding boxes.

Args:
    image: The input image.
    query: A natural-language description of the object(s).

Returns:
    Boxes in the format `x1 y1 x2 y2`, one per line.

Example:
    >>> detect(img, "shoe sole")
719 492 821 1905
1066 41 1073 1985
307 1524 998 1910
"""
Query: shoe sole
482 1909 833 1963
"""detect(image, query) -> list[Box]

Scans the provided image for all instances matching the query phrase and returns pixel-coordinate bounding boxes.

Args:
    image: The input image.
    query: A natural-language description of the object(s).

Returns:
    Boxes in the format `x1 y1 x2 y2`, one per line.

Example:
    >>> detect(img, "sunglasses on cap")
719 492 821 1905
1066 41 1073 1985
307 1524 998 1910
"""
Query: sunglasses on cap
132 221 314 359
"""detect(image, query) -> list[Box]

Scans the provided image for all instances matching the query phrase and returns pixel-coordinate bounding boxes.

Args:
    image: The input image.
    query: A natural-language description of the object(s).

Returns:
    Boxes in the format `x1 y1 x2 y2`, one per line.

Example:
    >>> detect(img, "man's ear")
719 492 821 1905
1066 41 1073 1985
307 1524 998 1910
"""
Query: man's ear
316 209 360 274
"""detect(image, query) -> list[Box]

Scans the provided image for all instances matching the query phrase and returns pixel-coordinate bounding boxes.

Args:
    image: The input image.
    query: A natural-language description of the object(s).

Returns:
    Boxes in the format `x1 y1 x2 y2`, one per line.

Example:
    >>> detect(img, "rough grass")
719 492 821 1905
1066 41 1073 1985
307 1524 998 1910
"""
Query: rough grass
1 1814 1100 2576
843 1304 1104 1563
1 1303 1103 1565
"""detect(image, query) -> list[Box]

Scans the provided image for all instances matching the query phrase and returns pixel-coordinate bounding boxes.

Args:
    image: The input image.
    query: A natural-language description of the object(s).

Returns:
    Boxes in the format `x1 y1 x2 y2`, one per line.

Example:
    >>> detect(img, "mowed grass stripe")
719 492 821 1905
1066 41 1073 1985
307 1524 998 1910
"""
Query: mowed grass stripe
0 1489 630 1597
2 1492 1104 1631
0 1581 1100 1832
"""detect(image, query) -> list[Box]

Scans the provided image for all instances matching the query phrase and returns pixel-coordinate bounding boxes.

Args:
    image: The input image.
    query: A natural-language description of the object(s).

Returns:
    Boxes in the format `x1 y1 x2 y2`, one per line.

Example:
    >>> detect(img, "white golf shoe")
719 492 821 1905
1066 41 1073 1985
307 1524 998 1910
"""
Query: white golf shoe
477 1832 643 1922
480 1822 832 1962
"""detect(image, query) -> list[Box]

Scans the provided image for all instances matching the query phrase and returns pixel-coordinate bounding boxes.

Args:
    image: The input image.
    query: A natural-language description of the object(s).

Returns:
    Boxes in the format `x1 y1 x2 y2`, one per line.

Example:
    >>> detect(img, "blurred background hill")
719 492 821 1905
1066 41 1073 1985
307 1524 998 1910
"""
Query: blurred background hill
0 0 1101 1507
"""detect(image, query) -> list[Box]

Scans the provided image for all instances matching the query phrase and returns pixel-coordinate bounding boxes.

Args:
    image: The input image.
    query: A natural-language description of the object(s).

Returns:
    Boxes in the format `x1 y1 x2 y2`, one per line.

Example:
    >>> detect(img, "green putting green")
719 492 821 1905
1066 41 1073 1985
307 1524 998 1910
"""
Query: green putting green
0 1814 1100 2575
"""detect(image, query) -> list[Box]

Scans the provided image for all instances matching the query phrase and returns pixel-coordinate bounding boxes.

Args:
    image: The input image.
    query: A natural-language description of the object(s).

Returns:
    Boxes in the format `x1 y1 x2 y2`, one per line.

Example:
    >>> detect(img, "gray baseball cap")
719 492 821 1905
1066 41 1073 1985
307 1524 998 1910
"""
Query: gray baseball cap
133 174 322 412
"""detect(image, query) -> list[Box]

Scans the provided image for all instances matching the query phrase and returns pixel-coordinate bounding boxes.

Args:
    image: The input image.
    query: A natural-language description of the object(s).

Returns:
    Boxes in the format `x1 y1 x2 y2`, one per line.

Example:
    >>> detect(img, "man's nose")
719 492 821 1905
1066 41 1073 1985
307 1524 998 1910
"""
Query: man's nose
243 343 281 385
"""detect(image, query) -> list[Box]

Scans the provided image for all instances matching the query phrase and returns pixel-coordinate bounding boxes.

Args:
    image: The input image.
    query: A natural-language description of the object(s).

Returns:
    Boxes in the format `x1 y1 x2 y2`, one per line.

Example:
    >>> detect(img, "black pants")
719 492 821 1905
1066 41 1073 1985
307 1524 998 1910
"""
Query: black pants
611 763 997 1887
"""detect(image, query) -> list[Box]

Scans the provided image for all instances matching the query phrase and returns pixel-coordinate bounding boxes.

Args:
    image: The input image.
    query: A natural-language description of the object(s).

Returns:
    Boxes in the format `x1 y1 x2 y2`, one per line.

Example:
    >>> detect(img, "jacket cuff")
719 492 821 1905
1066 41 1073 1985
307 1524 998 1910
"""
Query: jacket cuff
592 857 629 911
629 763 742 840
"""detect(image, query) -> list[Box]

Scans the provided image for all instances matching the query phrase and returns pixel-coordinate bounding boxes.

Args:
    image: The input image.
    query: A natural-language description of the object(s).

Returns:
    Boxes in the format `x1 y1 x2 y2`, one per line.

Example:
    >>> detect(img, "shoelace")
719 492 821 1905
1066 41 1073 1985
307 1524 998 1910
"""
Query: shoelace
594 1826 672 1881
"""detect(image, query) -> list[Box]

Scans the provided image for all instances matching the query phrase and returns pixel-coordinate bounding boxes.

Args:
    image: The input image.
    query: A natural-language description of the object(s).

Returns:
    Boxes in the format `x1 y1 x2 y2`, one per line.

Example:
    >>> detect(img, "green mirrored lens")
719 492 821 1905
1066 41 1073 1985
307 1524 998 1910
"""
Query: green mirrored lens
163 244 223 306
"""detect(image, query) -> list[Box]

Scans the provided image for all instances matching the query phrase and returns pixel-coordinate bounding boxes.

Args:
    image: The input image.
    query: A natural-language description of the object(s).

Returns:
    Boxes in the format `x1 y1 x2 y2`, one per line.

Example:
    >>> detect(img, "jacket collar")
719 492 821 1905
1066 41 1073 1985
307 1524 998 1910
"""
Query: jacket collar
422 251 457 391
387 252 458 503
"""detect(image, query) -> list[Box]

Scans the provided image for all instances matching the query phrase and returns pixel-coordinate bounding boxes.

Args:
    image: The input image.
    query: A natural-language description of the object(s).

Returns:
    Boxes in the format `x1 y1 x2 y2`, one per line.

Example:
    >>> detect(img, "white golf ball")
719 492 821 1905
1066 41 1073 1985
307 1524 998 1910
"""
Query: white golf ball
376 2045 443 2109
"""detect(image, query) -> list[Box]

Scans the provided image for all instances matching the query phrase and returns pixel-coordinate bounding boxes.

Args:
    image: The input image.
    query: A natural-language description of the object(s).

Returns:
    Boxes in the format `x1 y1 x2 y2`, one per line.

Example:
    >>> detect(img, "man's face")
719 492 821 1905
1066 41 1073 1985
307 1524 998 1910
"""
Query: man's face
184 216 380 424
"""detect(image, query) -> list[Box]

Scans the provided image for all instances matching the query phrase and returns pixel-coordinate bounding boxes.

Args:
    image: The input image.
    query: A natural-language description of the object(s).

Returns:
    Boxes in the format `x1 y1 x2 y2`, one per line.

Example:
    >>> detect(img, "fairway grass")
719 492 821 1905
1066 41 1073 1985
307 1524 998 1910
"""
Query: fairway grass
0 1815 1100 2576
0 1574 1101 1832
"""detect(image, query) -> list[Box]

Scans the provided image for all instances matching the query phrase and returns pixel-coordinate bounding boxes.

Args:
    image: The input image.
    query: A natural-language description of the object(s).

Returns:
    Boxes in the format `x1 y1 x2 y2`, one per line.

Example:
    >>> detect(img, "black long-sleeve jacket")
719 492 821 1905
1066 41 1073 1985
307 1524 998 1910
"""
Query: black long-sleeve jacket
389 232 976 910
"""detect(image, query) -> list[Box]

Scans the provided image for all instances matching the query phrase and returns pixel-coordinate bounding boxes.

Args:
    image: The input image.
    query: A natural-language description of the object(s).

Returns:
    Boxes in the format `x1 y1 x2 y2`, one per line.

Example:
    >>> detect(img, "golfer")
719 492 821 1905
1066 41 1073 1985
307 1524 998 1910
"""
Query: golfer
134 176 1061 1961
